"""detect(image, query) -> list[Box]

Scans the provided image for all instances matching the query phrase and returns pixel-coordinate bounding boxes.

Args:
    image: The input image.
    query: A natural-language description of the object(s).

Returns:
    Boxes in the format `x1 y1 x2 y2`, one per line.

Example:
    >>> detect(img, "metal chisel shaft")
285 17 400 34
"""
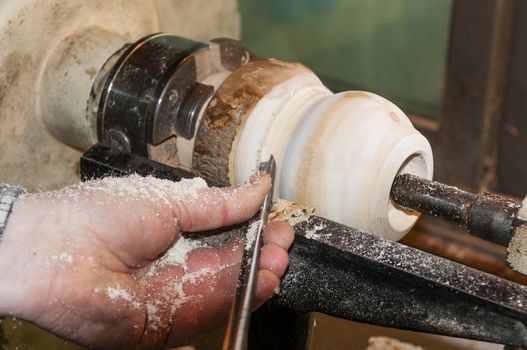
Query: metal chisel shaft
223 155 276 350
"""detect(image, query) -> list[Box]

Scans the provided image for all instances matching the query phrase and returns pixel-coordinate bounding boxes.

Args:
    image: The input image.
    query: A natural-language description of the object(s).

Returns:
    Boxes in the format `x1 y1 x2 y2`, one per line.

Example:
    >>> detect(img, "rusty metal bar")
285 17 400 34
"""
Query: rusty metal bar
391 173 521 246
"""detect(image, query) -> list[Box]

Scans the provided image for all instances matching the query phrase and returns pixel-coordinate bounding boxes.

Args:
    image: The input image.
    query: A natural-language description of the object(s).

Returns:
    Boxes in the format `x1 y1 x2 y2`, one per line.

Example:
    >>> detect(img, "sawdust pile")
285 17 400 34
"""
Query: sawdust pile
30 174 209 206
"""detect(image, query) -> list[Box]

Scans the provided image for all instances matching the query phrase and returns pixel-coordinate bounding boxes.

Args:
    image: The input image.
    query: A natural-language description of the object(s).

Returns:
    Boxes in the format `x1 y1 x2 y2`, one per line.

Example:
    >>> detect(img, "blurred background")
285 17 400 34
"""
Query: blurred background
240 0 451 119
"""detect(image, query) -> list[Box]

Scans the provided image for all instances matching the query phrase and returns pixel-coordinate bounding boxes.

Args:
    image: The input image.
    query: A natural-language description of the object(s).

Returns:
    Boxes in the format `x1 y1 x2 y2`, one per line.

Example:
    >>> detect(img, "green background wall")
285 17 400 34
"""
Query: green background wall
240 0 452 118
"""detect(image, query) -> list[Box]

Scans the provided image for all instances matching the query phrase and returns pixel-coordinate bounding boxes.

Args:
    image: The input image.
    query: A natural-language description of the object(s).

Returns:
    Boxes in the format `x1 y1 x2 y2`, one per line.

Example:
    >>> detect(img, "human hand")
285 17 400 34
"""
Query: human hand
0 174 294 349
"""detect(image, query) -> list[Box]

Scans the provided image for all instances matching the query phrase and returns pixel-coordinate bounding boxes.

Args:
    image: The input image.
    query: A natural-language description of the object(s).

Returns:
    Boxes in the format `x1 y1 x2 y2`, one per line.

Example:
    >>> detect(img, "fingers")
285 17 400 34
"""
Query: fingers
263 221 295 249
184 220 294 278
252 269 280 310
171 223 293 344
164 267 280 347
173 173 271 232
129 174 269 266
260 245 289 277
260 221 294 277
140 221 295 347
70 173 270 269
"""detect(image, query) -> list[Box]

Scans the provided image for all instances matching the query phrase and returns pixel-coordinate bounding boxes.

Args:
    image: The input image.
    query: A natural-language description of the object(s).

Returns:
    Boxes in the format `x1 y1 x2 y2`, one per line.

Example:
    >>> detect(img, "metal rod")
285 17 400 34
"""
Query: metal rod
391 173 521 246
223 156 276 350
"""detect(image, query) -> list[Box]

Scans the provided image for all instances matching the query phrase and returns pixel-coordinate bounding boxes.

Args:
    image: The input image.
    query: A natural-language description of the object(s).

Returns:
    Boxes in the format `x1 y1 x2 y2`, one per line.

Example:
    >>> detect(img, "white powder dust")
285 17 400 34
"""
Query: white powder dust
34 174 209 208
51 252 73 264
106 286 133 302
71 175 215 317
105 285 141 309
169 268 215 311
145 302 161 331
181 267 214 284
518 196 527 220
143 233 213 330
245 221 260 251
147 236 207 276
304 223 328 239
509 197 527 274
144 266 216 331
69 174 263 330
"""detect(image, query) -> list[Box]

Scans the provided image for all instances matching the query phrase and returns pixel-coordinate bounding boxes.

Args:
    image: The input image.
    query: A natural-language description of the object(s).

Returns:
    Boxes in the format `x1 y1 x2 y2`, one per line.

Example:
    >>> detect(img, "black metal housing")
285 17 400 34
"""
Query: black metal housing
90 34 253 157
94 33 208 155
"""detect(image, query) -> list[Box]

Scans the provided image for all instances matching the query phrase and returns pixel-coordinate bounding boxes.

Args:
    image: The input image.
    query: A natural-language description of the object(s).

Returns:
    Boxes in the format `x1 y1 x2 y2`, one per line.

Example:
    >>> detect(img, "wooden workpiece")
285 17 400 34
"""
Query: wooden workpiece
193 58 433 240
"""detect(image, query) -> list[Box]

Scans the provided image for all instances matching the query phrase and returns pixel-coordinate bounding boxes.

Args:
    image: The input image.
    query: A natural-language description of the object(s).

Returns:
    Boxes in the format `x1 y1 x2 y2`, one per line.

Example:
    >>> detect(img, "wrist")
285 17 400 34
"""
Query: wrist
0 198 43 319
0 185 25 235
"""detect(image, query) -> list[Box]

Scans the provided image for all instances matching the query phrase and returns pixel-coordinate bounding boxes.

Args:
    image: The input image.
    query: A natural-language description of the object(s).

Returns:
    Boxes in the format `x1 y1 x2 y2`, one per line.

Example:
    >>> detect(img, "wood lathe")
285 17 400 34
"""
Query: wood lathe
1 3 527 346
72 33 527 348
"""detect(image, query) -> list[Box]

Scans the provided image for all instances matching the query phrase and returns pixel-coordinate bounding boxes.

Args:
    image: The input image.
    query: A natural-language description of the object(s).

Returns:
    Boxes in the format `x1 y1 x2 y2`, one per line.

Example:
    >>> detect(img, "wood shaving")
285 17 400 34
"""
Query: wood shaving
270 199 314 226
